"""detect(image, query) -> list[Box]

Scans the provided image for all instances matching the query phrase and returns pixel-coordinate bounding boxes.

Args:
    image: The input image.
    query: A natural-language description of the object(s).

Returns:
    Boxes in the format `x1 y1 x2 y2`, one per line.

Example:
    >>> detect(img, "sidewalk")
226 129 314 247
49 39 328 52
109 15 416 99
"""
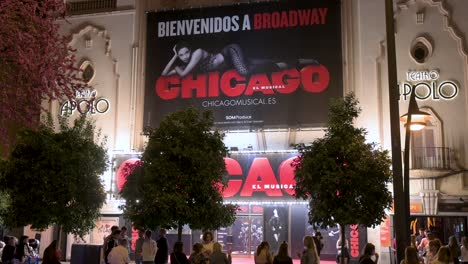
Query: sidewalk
59 257 337 264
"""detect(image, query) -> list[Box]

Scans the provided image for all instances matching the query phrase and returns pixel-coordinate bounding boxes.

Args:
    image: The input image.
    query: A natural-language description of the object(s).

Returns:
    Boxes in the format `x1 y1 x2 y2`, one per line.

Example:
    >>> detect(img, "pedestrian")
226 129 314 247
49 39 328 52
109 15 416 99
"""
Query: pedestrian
358 243 379 264
255 241 273 264
1 236 16 264
142 230 157 264
336 234 350 264
273 241 292 264
299 236 319 264
448 236 461 264
417 228 427 248
135 230 145 264
15 235 35 264
108 238 130 264
400 246 420 264
419 232 434 258
120 226 131 255
202 231 214 257
461 237 468 262
103 226 120 263
189 243 207 264
42 240 61 264
155 229 168 264
432 246 453 264
0 236 6 261
105 229 122 264
170 241 189 264
312 232 324 257
210 242 231 264
410 235 418 249
426 239 442 264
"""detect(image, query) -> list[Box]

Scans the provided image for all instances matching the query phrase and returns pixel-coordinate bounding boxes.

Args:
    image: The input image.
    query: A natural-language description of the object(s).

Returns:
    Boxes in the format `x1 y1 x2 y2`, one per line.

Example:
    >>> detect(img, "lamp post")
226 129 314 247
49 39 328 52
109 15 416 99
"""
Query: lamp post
385 1 432 261
384 0 408 262
401 88 431 242
385 1 432 262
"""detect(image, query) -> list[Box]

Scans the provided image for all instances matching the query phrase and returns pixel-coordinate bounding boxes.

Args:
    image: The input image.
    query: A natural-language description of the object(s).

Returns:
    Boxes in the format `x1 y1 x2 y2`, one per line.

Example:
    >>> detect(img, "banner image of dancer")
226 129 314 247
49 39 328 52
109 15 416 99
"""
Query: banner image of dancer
264 206 288 255
144 0 343 129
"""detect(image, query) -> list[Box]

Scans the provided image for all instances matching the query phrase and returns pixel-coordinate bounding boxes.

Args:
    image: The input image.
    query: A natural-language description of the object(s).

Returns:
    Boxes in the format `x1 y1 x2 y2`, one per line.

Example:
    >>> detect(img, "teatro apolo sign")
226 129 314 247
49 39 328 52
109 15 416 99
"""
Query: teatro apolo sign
61 89 110 116
399 70 459 101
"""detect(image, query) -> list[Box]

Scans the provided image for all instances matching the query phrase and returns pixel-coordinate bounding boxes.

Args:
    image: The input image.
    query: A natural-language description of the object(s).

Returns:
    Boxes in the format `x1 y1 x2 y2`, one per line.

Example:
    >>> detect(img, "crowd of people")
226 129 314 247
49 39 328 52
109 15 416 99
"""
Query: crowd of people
110 229 323 264
103 225 169 264
399 227 468 264
0 234 60 264
5 226 468 264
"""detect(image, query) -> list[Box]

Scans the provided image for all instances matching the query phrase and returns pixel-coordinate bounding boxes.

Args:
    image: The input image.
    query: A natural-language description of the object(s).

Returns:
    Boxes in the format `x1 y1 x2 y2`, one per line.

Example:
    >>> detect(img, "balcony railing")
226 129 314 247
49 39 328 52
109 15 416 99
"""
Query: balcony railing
67 0 117 15
408 147 455 170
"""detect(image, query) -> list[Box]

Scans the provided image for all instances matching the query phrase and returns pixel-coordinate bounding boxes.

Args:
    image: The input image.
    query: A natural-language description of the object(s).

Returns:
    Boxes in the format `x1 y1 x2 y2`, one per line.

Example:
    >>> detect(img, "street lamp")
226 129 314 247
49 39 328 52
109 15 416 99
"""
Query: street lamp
400 93 431 131
401 88 431 256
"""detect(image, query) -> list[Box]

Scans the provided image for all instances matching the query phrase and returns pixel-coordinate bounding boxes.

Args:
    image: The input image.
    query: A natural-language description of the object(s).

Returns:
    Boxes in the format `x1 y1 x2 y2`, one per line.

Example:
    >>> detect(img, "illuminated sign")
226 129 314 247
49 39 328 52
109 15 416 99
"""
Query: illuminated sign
380 216 391 247
410 201 424 213
61 89 110 116
145 0 343 129
400 70 459 101
115 153 297 199
406 70 439 81
349 224 360 258
222 156 296 198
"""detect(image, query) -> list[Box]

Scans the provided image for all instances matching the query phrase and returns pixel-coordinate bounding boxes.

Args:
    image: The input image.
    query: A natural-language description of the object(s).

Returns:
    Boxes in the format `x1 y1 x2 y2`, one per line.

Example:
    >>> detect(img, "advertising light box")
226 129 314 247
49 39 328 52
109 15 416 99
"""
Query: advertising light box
144 0 343 129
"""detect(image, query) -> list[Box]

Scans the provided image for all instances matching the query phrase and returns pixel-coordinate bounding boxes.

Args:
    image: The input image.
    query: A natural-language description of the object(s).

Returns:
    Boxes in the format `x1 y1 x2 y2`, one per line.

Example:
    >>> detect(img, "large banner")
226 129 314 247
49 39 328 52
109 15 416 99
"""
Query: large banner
144 0 343 129
114 152 297 200
222 152 297 200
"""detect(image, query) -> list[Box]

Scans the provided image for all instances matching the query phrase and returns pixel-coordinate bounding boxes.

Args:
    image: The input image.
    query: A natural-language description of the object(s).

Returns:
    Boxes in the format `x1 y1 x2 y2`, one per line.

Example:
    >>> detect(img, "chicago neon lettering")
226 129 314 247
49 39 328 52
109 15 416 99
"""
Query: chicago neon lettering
155 65 330 100
117 156 297 198
222 157 296 198
350 224 360 258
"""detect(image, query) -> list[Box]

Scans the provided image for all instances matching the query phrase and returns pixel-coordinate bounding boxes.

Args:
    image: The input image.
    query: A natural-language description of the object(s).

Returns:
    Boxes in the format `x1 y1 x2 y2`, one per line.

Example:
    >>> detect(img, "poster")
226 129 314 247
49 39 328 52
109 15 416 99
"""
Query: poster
90 217 120 245
144 0 343 129
264 206 289 254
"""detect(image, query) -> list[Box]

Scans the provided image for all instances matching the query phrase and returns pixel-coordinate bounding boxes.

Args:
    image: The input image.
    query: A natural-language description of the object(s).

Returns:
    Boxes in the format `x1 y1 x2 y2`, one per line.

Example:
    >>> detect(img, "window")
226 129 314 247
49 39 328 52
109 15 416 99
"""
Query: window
410 108 445 169
410 36 433 64
79 60 95 84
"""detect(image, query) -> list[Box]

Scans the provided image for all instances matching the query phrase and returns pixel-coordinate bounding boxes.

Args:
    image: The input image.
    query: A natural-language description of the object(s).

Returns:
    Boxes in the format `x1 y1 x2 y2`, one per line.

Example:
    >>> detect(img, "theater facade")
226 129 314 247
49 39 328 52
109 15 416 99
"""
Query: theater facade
27 0 468 262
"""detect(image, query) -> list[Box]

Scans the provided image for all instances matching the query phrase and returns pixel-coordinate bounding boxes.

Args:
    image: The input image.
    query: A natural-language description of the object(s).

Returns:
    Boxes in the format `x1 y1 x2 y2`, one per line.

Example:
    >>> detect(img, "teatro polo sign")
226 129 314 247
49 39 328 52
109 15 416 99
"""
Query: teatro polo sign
399 70 459 101
60 89 110 116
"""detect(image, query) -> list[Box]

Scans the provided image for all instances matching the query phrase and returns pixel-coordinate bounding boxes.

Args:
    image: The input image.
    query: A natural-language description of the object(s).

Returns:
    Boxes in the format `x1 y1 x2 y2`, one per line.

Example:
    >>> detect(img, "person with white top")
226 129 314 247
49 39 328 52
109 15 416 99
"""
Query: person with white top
108 238 130 264
142 230 158 264
461 237 468 263
202 231 214 257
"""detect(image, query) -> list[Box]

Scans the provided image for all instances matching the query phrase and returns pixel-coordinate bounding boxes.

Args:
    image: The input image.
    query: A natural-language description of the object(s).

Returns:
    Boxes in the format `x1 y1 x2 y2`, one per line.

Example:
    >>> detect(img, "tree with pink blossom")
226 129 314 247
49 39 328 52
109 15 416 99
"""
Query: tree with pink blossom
0 0 84 150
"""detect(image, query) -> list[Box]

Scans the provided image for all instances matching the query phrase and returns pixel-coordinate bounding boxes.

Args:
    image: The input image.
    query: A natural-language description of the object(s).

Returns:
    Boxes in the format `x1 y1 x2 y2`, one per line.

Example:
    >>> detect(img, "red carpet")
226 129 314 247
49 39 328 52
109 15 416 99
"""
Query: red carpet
231 255 336 264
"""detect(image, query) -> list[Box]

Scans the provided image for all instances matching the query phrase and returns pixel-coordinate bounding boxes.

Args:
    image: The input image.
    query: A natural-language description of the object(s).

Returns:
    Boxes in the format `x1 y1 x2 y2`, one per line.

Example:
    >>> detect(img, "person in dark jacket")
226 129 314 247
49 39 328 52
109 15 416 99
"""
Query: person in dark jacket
105 230 121 264
358 243 379 264
42 240 61 264
16 235 35 263
155 229 169 264
1 236 16 264
170 242 189 264
273 241 292 264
